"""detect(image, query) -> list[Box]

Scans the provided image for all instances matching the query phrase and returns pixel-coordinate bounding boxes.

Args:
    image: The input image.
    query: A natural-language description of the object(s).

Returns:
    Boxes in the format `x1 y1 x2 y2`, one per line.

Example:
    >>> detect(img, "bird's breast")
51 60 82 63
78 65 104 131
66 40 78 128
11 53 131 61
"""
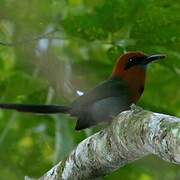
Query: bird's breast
120 67 146 103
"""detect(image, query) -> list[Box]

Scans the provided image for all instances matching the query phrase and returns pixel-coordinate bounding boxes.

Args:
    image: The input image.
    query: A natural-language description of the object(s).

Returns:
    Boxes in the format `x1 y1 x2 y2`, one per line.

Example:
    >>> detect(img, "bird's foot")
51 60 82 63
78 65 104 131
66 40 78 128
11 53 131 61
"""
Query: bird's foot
130 104 143 114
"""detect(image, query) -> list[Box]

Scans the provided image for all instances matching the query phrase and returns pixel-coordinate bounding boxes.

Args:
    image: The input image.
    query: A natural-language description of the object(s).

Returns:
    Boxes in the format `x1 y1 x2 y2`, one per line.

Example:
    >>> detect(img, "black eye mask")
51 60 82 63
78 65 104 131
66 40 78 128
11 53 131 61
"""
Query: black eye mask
124 54 165 70
124 56 147 70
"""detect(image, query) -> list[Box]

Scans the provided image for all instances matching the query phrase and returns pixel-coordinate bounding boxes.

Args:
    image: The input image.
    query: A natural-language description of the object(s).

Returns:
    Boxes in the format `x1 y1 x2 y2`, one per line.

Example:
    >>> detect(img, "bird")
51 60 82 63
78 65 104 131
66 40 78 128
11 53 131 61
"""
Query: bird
0 52 165 130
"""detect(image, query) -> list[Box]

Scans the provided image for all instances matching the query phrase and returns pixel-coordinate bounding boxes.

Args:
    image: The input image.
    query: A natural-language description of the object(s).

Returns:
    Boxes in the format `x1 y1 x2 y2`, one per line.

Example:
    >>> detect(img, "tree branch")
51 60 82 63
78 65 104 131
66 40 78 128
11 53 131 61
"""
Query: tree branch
38 106 180 179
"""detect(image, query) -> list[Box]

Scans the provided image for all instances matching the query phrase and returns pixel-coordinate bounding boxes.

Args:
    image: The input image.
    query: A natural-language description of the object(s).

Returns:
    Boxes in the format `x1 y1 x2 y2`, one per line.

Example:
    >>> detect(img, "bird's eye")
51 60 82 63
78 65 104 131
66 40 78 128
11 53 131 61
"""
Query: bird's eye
129 58 133 62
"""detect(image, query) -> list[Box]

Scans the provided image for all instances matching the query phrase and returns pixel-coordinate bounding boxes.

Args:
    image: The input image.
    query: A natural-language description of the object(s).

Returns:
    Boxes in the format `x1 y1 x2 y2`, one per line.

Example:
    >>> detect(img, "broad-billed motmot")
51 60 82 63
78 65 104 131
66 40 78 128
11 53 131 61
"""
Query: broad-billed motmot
0 52 165 130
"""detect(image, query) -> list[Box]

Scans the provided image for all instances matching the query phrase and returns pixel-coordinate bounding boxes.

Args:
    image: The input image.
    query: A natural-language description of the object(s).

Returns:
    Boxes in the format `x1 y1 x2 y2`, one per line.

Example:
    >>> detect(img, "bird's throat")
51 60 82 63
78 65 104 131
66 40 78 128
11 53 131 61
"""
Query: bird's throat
112 67 146 103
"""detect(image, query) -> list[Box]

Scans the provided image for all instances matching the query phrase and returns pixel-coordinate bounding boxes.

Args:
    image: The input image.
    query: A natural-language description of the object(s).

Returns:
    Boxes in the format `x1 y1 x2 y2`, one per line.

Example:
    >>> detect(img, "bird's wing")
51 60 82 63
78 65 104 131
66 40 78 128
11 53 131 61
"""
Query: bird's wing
71 77 130 111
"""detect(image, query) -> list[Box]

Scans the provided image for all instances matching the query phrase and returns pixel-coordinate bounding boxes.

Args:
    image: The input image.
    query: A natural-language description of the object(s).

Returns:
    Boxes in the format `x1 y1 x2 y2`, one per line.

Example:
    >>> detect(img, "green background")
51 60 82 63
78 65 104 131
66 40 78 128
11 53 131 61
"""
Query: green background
0 0 179 179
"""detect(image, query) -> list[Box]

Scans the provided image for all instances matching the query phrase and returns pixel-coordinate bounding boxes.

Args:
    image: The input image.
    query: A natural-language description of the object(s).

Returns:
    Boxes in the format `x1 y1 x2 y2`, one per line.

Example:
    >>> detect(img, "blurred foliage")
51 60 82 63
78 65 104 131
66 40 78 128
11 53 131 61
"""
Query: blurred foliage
0 0 179 179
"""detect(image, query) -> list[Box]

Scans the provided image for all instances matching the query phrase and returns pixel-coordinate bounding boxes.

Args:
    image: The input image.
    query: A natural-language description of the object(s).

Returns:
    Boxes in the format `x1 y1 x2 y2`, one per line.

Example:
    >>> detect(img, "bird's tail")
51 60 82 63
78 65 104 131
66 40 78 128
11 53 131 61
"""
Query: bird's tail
0 103 70 114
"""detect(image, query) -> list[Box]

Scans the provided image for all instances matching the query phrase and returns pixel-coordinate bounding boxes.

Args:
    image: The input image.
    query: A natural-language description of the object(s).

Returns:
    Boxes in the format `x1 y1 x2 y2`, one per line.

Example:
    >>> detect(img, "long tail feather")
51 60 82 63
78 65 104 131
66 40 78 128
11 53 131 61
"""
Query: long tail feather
0 104 70 114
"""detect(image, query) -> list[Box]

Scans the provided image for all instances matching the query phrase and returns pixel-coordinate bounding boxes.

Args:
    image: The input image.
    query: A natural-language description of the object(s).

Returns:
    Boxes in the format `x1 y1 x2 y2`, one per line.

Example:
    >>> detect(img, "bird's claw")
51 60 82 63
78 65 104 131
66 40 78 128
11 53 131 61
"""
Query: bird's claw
130 104 143 113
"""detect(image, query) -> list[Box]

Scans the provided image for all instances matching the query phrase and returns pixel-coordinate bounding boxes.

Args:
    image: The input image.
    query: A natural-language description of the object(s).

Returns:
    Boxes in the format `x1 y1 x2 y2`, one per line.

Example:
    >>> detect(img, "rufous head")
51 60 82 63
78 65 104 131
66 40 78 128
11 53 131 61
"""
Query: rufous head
111 51 165 78
111 51 165 103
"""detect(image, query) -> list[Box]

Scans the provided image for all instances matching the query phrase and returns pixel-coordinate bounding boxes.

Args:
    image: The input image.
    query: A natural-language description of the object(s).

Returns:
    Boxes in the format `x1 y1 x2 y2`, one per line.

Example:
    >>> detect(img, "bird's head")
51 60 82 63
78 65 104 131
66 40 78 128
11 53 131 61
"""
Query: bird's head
111 51 165 78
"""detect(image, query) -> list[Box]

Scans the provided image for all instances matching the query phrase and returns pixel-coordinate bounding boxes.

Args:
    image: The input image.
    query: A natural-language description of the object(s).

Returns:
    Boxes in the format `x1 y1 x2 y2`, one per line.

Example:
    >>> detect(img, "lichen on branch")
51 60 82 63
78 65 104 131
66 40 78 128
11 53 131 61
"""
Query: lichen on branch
39 106 180 180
